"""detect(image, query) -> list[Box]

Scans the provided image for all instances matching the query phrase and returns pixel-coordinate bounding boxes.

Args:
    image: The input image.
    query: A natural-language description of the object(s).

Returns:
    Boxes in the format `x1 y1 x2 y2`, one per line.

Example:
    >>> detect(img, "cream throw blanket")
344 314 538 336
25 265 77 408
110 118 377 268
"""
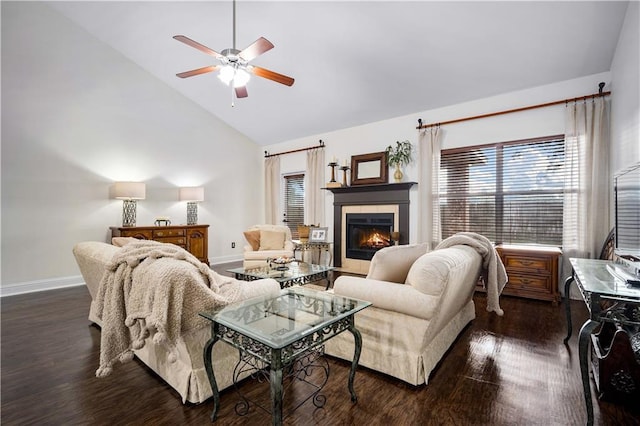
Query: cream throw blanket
94 240 243 378
436 232 508 316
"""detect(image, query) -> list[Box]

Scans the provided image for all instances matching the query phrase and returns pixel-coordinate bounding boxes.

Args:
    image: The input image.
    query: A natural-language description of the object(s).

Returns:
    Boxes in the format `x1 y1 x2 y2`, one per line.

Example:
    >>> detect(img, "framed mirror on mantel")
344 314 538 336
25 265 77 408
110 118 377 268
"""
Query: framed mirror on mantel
350 152 388 186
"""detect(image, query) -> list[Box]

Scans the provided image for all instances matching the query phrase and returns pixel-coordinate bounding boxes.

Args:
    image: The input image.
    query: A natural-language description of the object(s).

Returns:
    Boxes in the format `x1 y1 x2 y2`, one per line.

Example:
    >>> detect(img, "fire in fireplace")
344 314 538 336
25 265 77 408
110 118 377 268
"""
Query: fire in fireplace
346 213 394 260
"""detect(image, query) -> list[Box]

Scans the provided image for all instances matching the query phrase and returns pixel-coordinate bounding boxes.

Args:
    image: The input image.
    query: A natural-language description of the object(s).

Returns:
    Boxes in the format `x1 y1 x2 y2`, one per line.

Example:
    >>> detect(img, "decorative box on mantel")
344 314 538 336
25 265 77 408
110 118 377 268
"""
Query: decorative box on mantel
324 182 417 270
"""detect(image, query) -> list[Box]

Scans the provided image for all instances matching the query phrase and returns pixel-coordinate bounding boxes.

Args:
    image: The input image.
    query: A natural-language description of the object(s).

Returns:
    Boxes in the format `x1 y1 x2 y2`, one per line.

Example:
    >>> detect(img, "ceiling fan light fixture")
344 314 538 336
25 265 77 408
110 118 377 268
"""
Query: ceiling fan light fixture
218 65 250 88
218 65 235 85
233 68 250 88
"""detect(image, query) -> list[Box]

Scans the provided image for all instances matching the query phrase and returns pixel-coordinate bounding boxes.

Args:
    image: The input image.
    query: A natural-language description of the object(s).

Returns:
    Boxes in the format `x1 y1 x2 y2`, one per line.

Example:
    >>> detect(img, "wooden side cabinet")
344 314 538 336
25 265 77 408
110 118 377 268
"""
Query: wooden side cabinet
496 244 562 304
110 224 209 265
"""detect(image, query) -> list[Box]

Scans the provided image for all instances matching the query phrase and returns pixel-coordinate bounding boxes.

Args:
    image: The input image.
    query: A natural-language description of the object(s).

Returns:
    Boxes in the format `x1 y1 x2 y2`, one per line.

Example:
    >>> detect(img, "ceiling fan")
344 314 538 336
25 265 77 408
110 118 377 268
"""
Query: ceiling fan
173 0 294 101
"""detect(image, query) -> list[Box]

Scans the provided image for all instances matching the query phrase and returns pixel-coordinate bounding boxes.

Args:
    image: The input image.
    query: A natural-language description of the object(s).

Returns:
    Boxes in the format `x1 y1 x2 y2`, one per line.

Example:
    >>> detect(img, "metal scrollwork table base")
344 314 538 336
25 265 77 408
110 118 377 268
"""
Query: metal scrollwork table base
563 258 640 426
200 287 371 425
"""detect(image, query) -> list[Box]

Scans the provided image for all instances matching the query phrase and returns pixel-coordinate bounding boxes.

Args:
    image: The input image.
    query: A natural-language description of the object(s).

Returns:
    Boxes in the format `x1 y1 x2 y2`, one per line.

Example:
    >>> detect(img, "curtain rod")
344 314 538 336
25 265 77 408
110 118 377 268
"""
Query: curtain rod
264 140 325 158
416 83 611 129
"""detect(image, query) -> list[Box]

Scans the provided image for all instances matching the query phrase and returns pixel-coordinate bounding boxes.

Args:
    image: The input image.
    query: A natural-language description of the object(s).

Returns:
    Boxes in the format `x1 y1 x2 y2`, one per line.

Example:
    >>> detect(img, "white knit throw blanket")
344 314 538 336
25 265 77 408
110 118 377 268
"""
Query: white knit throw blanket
94 240 242 378
436 232 508 316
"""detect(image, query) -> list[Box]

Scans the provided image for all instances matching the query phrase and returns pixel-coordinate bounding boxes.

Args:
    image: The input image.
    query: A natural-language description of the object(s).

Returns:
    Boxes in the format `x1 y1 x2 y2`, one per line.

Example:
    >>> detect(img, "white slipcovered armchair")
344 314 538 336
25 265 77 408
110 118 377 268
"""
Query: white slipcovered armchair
324 242 484 385
243 224 295 268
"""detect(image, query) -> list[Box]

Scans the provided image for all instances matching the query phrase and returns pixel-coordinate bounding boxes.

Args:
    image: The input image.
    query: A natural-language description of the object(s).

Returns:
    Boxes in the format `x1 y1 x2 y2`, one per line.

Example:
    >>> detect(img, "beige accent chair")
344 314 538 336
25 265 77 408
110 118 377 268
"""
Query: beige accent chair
73 241 280 404
242 224 295 268
324 242 483 386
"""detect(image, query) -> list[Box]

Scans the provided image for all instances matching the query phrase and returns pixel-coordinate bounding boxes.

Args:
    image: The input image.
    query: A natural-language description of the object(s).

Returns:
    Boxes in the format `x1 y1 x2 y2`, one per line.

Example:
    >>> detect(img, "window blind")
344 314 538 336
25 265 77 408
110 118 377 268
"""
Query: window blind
439 135 565 246
283 174 305 239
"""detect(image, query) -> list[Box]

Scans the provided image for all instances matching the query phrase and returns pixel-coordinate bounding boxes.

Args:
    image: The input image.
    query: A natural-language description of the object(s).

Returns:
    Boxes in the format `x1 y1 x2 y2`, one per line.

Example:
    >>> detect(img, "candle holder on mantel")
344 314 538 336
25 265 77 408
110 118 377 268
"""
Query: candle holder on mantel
390 231 400 246
340 166 350 187
326 162 343 188
328 162 338 182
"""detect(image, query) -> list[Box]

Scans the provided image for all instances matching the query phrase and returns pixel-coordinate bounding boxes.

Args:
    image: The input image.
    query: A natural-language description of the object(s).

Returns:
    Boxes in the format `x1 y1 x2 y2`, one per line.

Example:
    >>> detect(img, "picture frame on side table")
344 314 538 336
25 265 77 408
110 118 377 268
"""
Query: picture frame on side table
309 227 328 243
351 151 388 185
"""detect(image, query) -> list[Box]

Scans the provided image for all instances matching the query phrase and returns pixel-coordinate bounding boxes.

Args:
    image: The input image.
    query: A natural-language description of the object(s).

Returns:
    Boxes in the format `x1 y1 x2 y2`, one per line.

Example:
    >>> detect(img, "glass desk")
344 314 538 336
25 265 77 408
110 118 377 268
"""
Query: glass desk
228 262 334 290
200 287 371 425
563 258 640 426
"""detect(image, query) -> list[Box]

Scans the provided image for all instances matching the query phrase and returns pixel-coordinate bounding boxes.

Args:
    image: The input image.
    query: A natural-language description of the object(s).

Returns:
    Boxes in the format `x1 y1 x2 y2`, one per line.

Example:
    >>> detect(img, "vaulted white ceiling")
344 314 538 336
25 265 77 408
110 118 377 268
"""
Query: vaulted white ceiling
48 1 629 146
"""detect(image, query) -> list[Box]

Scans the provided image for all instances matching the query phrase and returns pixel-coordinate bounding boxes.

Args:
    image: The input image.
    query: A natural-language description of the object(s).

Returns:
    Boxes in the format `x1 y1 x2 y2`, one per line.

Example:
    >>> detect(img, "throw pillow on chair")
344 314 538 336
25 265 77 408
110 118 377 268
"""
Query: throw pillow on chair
243 230 261 251
259 229 286 250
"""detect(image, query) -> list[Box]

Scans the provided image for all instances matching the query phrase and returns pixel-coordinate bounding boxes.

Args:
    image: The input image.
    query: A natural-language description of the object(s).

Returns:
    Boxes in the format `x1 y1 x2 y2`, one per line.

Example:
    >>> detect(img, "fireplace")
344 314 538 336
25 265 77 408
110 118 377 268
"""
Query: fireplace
346 213 394 260
326 182 416 272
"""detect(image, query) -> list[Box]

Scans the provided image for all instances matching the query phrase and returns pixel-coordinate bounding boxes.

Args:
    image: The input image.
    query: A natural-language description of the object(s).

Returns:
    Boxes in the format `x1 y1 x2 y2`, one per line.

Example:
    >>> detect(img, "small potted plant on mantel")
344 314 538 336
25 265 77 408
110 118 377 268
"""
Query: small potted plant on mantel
386 140 413 182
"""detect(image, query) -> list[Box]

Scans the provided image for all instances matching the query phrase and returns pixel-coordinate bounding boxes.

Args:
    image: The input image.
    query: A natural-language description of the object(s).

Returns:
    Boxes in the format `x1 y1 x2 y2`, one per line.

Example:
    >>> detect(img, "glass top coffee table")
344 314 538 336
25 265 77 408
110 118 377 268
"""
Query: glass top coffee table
228 261 334 290
200 286 371 425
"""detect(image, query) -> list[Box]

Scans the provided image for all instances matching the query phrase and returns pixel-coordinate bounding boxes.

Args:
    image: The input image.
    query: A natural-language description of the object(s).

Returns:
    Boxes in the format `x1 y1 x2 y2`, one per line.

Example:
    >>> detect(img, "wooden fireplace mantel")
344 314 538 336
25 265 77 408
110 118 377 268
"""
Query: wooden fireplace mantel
325 182 417 268
323 182 417 194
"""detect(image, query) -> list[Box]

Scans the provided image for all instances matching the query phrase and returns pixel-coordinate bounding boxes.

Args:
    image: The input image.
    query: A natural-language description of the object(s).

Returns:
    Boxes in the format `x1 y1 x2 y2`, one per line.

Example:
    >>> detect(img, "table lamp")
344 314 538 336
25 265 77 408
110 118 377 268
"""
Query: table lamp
179 187 205 225
113 182 146 227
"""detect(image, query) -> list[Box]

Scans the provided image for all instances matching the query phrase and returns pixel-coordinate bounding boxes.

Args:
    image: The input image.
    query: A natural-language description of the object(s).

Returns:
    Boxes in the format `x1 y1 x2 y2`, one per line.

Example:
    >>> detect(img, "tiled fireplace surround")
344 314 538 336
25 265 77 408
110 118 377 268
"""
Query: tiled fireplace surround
327 182 416 274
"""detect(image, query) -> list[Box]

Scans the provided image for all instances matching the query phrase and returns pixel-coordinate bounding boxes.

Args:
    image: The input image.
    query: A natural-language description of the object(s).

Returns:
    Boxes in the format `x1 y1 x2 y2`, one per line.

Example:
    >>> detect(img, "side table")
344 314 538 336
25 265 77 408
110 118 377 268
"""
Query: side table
563 258 640 426
200 287 371 425
292 240 332 266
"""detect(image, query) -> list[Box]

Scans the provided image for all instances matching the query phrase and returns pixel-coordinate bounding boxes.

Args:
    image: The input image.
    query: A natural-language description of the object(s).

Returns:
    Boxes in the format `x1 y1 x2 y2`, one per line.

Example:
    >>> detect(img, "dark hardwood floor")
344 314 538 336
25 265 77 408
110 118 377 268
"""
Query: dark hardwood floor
2 264 639 425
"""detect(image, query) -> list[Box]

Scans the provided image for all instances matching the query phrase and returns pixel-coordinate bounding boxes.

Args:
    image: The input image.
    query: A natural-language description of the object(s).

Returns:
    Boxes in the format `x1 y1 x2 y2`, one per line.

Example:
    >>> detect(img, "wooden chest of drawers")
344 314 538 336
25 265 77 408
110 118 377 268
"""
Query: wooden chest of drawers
110 225 209 265
496 245 562 304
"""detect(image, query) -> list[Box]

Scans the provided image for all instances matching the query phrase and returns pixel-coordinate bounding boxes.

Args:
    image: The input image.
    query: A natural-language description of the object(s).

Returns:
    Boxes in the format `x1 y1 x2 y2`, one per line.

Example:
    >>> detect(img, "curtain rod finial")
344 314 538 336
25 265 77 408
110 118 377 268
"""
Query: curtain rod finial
319 139 324 147
598 82 605 95
418 118 423 127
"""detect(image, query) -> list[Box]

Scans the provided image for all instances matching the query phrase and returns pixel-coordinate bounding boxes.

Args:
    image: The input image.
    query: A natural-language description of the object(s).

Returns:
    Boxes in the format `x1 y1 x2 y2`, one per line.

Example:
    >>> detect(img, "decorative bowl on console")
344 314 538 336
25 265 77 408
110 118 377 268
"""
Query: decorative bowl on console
268 256 295 271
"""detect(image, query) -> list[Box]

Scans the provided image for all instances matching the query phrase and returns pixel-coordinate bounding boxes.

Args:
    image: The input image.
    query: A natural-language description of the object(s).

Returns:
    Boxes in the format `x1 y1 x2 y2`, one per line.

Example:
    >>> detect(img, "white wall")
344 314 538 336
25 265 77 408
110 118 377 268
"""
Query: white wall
610 1 640 175
266 72 612 245
3 2 636 296
1 3 263 293
266 2 639 246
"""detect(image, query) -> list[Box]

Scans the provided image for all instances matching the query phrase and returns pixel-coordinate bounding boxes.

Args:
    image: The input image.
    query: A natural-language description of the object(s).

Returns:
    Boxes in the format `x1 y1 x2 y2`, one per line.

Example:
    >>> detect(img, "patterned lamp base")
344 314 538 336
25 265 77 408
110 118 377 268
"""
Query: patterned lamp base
122 199 137 227
187 202 198 225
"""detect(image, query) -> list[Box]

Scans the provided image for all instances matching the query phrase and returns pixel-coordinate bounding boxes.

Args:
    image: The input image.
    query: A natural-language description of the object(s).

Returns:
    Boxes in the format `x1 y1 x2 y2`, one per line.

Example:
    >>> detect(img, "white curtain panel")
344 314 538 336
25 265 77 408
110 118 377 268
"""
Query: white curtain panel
417 126 443 249
264 155 281 225
305 148 325 226
562 97 610 281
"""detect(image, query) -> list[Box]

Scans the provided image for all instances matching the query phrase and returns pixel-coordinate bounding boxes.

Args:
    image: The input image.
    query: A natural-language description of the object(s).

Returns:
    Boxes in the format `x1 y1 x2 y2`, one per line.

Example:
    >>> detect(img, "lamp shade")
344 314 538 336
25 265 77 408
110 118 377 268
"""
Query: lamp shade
179 187 204 202
113 182 146 200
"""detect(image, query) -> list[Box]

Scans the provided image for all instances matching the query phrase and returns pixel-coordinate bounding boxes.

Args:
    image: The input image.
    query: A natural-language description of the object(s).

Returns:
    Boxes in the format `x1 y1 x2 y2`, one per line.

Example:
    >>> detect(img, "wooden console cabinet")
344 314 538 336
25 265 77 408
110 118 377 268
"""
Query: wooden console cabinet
495 245 562 304
110 224 209 265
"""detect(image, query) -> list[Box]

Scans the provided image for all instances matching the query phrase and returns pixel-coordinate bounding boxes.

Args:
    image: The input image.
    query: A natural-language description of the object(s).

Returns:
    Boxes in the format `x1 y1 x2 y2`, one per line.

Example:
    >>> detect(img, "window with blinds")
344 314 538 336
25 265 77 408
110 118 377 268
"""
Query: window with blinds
439 135 565 246
283 173 305 239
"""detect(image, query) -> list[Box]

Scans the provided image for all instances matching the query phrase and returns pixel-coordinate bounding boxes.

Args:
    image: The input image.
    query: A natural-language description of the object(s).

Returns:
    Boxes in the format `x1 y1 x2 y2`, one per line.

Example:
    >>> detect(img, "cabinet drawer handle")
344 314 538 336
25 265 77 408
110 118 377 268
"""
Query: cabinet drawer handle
519 260 534 266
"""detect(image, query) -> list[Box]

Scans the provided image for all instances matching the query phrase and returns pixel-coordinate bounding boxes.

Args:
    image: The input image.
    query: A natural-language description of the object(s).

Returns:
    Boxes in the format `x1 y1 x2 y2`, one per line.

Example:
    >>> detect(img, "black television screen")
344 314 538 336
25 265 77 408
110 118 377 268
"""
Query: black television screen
614 162 640 262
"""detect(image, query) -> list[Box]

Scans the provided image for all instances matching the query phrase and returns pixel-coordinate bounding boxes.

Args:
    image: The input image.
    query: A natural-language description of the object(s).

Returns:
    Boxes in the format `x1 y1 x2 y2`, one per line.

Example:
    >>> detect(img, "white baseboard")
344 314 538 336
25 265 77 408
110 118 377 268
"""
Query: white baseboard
1 275 85 297
210 254 243 265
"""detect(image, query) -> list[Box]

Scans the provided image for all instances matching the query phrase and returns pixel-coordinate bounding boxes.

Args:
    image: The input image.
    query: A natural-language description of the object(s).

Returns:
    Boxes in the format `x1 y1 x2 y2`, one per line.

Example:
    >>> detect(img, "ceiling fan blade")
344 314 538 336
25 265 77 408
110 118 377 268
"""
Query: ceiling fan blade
176 65 220 78
235 86 248 98
173 35 222 59
250 66 295 87
238 37 274 62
